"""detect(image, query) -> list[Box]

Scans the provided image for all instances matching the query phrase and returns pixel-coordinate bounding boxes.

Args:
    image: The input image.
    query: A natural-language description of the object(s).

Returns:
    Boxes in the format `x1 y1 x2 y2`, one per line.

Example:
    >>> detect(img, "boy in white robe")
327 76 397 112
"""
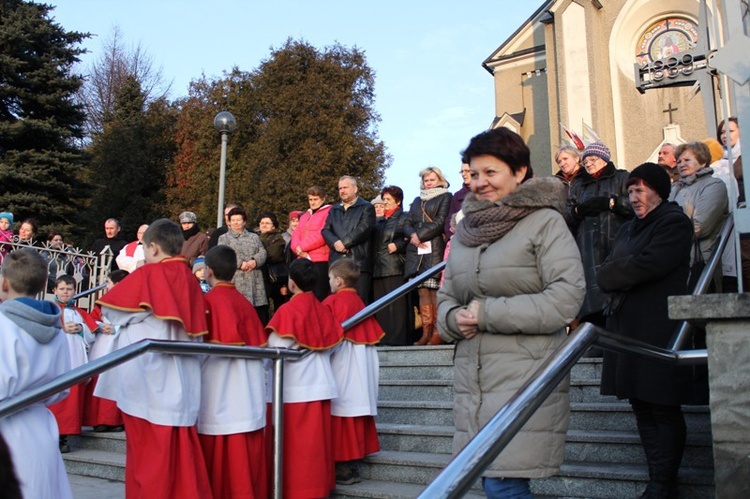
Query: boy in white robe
0 248 73 499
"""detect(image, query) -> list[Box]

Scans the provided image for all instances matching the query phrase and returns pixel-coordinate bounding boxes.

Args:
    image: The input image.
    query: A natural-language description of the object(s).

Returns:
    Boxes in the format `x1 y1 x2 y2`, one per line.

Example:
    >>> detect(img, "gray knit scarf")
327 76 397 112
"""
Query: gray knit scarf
456 177 566 247
420 186 448 201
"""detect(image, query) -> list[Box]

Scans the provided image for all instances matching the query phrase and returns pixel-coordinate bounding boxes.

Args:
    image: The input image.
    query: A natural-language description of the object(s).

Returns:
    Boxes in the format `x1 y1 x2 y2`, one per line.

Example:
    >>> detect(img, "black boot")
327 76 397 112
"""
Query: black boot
59 435 70 454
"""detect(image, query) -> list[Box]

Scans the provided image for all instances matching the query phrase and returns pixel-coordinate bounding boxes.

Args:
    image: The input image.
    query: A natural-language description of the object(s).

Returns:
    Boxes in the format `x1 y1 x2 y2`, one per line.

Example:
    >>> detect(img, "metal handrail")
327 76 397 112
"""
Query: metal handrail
0 339 307 499
418 322 708 498
668 215 734 350
343 261 446 330
72 282 107 301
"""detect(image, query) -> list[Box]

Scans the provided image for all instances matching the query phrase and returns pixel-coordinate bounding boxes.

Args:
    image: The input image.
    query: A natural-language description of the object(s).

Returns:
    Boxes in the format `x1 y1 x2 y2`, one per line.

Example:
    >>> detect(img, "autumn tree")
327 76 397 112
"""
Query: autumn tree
167 39 390 227
0 0 89 234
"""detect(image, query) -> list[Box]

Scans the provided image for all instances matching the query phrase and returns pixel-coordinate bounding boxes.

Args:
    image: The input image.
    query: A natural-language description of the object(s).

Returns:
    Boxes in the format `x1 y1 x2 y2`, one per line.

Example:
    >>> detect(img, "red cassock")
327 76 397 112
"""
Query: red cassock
266 292 343 499
49 305 100 435
199 282 268 499
95 256 211 499
83 306 123 428
323 289 383 461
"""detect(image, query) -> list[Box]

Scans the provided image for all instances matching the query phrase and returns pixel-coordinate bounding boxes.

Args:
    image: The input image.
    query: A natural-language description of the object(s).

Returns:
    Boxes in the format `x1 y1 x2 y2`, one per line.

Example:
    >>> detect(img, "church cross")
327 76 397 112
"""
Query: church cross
663 103 678 124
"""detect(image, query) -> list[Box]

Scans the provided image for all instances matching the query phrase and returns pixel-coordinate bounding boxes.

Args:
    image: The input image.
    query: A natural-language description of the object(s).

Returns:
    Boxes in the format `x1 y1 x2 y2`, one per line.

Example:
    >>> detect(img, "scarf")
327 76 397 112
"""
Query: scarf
456 177 566 247
383 206 399 218
420 186 448 201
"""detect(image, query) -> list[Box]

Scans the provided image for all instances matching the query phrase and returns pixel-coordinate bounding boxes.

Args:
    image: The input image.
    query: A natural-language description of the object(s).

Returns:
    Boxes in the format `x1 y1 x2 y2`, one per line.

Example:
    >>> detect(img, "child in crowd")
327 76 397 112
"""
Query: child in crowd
266 258 344 498
324 258 383 484
0 211 13 262
198 245 268 499
49 274 97 453
193 255 210 293
0 249 73 498
94 219 211 498
83 269 129 432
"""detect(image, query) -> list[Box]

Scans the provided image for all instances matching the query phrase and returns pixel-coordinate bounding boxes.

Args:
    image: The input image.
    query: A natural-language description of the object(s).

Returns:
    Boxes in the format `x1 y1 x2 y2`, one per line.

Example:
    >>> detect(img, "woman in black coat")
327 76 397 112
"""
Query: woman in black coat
403 166 452 345
597 163 693 499
372 185 410 345
566 141 633 329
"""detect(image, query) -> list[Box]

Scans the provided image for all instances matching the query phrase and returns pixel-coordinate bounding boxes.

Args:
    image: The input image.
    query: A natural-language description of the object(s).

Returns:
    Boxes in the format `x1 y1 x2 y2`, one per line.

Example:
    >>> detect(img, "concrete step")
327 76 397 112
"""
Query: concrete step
377 400 454 426
376 424 712 469
377 347 604 382
376 345 455 365
69 430 126 454
533 461 715 498
331 479 486 499
62 448 125 482
569 403 711 433
68 474 124 499
359 451 713 498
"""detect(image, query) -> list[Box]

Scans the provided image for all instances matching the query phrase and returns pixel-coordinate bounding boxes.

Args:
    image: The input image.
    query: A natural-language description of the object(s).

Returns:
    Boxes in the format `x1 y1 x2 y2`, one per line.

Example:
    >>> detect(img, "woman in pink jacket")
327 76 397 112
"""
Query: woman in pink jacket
291 185 332 300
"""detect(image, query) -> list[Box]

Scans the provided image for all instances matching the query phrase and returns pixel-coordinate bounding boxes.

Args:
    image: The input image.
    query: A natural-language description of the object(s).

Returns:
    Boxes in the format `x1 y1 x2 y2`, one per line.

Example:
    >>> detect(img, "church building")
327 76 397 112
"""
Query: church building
484 0 725 175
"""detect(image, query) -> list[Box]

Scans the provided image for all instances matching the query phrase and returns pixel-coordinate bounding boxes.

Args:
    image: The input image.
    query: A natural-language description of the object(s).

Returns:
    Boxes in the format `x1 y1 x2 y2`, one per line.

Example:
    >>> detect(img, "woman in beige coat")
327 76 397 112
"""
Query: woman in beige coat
438 128 585 498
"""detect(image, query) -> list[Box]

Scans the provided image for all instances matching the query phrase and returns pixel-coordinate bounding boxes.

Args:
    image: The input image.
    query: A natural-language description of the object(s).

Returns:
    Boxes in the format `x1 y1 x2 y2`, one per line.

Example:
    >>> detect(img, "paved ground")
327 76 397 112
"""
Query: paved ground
69 474 124 499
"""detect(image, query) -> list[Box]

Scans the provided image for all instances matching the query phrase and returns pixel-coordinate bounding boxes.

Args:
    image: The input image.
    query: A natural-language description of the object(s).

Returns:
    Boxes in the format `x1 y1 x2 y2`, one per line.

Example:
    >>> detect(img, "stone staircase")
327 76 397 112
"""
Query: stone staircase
64 345 715 498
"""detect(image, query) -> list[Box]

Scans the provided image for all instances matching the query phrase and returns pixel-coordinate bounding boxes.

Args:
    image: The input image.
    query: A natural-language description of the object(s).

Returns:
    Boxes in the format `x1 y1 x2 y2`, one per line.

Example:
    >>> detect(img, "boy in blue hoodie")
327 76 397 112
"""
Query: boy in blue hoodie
0 248 73 498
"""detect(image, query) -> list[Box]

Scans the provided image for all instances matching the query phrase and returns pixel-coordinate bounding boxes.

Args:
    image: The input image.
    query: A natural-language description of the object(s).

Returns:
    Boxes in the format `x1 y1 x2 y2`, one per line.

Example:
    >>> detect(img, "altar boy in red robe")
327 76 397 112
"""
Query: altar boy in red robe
323 258 383 484
94 219 211 499
266 258 343 499
197 245 268 499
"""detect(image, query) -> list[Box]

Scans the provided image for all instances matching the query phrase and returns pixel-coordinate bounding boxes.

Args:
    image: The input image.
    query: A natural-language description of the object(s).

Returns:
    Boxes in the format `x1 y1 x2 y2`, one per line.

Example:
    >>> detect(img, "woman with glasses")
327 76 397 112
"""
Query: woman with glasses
565 141 633 333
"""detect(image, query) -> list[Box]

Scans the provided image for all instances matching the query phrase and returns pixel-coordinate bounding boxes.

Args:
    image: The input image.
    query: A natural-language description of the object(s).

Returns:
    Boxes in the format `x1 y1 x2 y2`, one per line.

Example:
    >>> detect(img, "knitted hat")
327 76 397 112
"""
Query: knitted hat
628 162 671 201
703 138 724 164
582 141 611 163
192 256 205 274
371 195 384 205
179 211 197 224
289 210 302 220
0 211 13 225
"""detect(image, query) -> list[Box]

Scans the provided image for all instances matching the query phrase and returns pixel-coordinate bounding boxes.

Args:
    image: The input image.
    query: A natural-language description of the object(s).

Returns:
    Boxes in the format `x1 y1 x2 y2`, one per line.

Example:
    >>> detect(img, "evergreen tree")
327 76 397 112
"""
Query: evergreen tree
0 0 89 235
84 75 176 243
167 39 390 228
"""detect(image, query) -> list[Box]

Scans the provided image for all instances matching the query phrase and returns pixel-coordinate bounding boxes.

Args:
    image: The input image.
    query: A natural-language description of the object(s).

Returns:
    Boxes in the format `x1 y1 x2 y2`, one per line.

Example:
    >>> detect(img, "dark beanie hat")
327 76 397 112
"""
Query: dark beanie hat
627 162 671 201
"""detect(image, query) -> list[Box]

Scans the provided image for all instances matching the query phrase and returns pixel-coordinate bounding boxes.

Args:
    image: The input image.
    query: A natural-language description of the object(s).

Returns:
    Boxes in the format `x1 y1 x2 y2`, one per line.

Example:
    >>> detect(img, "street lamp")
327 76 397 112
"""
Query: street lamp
214 111 237 228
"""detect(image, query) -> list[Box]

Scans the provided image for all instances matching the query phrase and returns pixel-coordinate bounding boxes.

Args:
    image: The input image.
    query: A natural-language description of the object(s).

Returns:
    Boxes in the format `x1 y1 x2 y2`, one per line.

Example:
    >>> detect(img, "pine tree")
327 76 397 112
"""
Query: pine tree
0 0 89 235
84 75 176 243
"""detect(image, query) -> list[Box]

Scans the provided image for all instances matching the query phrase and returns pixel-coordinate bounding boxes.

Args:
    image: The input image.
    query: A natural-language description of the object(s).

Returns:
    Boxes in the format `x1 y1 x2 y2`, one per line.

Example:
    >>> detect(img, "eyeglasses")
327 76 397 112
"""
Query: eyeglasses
583 157 602 165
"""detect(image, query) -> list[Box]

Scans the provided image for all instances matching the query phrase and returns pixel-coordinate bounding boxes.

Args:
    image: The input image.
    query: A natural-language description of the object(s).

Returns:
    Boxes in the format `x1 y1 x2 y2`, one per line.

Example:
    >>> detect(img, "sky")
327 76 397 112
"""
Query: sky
51 0 541 203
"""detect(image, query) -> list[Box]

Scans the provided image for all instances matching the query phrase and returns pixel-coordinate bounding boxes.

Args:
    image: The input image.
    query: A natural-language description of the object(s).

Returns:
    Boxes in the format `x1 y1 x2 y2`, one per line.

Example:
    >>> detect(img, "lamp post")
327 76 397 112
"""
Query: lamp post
214 111 237 228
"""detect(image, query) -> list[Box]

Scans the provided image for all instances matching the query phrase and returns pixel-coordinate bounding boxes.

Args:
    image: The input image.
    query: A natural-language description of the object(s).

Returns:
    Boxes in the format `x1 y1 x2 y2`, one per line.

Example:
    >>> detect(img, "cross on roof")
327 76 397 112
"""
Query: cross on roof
663 103 679 124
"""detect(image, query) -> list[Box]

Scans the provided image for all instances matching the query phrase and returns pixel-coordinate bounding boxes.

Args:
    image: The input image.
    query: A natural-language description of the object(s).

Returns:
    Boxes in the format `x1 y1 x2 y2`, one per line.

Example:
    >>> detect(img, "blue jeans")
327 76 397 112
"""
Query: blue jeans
482 477 532 498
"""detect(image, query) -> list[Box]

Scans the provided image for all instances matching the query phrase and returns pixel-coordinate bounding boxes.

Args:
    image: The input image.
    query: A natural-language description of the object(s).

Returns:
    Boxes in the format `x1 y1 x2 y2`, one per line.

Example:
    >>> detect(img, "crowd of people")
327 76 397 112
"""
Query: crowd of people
0 116 743 498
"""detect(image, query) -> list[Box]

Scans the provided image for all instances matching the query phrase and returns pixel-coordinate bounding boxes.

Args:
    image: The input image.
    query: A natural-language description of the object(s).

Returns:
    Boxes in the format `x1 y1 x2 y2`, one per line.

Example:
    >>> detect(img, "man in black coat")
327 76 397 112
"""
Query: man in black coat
90 218 128 270
322 175 376 303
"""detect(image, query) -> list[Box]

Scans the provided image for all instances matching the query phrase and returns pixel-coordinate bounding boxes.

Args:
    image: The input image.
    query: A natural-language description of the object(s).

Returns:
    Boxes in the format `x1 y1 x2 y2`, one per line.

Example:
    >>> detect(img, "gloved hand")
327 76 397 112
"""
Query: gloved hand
576 196 610 216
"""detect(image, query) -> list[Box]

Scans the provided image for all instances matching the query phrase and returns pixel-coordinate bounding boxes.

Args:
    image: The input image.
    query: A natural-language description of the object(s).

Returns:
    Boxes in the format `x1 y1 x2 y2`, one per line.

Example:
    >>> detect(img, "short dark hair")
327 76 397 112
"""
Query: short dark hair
307 186 326 198
142 219 184 256
288 258 317 292
381 185 404 205
54 274 76 288
47 230 63 242
461 128 534 181
226 207 247 222
257 211 279 229
108 269 130 284
205 245 237 281
329 258 360 288
1 249 48 295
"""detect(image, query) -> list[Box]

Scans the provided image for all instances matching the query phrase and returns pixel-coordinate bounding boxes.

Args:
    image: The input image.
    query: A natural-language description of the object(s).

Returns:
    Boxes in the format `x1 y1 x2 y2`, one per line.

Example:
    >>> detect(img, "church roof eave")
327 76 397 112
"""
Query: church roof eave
482 0 556 75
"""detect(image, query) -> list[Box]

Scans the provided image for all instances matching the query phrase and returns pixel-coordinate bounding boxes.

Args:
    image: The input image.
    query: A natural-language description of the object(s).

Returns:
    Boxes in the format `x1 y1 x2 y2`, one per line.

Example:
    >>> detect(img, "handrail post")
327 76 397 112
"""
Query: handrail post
272 357 284 499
